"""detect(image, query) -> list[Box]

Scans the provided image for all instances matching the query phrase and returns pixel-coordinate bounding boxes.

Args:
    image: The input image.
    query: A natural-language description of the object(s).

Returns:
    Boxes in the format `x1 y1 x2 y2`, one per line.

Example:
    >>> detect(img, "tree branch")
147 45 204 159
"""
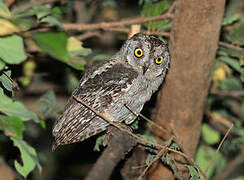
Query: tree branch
63 3 175 31
85 126 137 180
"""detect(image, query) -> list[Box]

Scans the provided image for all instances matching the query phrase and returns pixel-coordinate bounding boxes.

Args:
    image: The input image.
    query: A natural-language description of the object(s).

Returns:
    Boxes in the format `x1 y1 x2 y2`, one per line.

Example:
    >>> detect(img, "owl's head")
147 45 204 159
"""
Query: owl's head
120 33 170 79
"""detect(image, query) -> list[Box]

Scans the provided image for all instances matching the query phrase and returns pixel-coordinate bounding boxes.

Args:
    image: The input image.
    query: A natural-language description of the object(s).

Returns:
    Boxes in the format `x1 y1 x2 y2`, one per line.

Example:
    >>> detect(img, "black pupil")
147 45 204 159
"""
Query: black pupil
158 57 161 61
137 50 141 55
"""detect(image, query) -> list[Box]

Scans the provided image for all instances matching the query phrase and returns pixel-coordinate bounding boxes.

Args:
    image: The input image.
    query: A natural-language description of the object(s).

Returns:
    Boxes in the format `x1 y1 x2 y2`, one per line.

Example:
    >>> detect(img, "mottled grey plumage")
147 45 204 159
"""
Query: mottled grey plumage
52 33 170 149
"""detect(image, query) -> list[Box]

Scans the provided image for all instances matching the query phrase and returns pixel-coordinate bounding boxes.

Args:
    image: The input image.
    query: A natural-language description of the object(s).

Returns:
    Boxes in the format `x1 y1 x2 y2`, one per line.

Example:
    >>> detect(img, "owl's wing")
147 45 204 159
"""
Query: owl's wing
52 60 138 149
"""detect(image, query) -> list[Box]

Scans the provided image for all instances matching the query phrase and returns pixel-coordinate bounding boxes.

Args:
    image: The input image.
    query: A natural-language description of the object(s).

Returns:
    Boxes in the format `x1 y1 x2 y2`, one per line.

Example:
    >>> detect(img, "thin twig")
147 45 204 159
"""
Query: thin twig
124 104 171 137
210 89 244 98
76 31 102 40
73 95 163 149
204 123 233 174
137 148 165 180
218 41 244 51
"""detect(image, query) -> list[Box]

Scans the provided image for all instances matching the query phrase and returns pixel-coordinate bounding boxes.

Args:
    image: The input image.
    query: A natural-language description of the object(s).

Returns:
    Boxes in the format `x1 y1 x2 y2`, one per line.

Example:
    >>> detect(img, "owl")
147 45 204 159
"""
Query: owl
52 33 170 149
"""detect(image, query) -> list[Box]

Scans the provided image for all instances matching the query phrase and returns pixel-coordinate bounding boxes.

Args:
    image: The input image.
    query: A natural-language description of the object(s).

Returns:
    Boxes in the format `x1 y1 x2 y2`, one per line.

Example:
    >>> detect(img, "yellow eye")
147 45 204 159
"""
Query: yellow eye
154 56 165 65
134 48 143 58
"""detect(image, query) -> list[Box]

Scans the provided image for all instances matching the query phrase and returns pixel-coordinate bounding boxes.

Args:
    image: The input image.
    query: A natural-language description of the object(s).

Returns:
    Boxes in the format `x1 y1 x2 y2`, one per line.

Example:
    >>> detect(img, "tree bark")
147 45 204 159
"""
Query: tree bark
85 126 137 180
149 0 226 179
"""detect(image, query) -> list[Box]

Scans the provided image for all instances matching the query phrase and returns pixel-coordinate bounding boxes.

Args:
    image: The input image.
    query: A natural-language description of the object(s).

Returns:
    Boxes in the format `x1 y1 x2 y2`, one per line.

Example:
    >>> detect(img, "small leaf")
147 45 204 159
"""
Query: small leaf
222 13 240 26
0 70 12 92
11 137 42 178
165 153 173 165
67 37 92 57
0 115 24 139
0 35 27 64
0 60 5 71
201 123 221 145
22 60 36 86
0 2 11 18
227 25 244 46
169 142 180 150
220 56 243 74
220 77 242 90
0 88 39 122
146 153 155 165
186 165 200 180
32 31 68 61
130 119 139 130
39 90 56 117
93 134 106 152
138 134 156 147
0 18 19 36
40 16 63 29
32 4 51 19
66 36 91 70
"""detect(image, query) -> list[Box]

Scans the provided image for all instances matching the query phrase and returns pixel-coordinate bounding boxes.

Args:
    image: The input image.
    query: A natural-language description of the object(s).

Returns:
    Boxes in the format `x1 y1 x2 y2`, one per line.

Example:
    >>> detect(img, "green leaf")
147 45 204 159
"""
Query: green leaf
141 0 170 30
0 115 24 139
220 56 243 74
227 25 244 46
67 37 92 57
186 165 200 180
0 35 27 64
0 70 12 92
40 16 63 29
0 60 5 71
32 31 68 61
32 4 52 19
66 37 91 70
169 142 180 150
195 145 226 179
0 88 39 122
39 90 56 117
220 77 242 90
138 134 156 147
222 13 240 26
201 123 221 145
93 134 106 151
0 2 11 18
11 137 42 178
11 18 35 31
146 153 155 165
130 119 139 130
165 153 173 165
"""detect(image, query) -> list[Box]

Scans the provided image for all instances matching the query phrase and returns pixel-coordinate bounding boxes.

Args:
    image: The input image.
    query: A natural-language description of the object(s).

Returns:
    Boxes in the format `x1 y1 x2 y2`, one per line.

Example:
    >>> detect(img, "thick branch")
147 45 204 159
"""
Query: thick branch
85 126 137 180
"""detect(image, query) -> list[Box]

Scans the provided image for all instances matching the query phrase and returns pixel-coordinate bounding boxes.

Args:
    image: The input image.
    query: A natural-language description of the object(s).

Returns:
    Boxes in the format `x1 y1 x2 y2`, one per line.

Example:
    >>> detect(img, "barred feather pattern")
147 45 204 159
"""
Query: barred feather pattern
52 61 138 149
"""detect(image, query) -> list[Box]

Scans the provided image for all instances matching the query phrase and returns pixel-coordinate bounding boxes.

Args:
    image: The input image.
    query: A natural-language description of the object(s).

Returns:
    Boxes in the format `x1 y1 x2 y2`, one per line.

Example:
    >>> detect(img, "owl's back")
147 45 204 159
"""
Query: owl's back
52 59 139 149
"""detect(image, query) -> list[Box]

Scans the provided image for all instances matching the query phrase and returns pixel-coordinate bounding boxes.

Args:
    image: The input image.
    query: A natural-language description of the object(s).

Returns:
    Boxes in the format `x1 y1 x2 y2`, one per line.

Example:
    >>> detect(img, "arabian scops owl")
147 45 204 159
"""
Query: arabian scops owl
53 33 170 149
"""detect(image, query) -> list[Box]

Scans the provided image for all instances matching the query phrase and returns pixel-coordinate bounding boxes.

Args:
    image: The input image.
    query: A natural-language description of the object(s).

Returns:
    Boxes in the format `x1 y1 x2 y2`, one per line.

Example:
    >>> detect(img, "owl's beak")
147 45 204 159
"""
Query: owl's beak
142 65 149 74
